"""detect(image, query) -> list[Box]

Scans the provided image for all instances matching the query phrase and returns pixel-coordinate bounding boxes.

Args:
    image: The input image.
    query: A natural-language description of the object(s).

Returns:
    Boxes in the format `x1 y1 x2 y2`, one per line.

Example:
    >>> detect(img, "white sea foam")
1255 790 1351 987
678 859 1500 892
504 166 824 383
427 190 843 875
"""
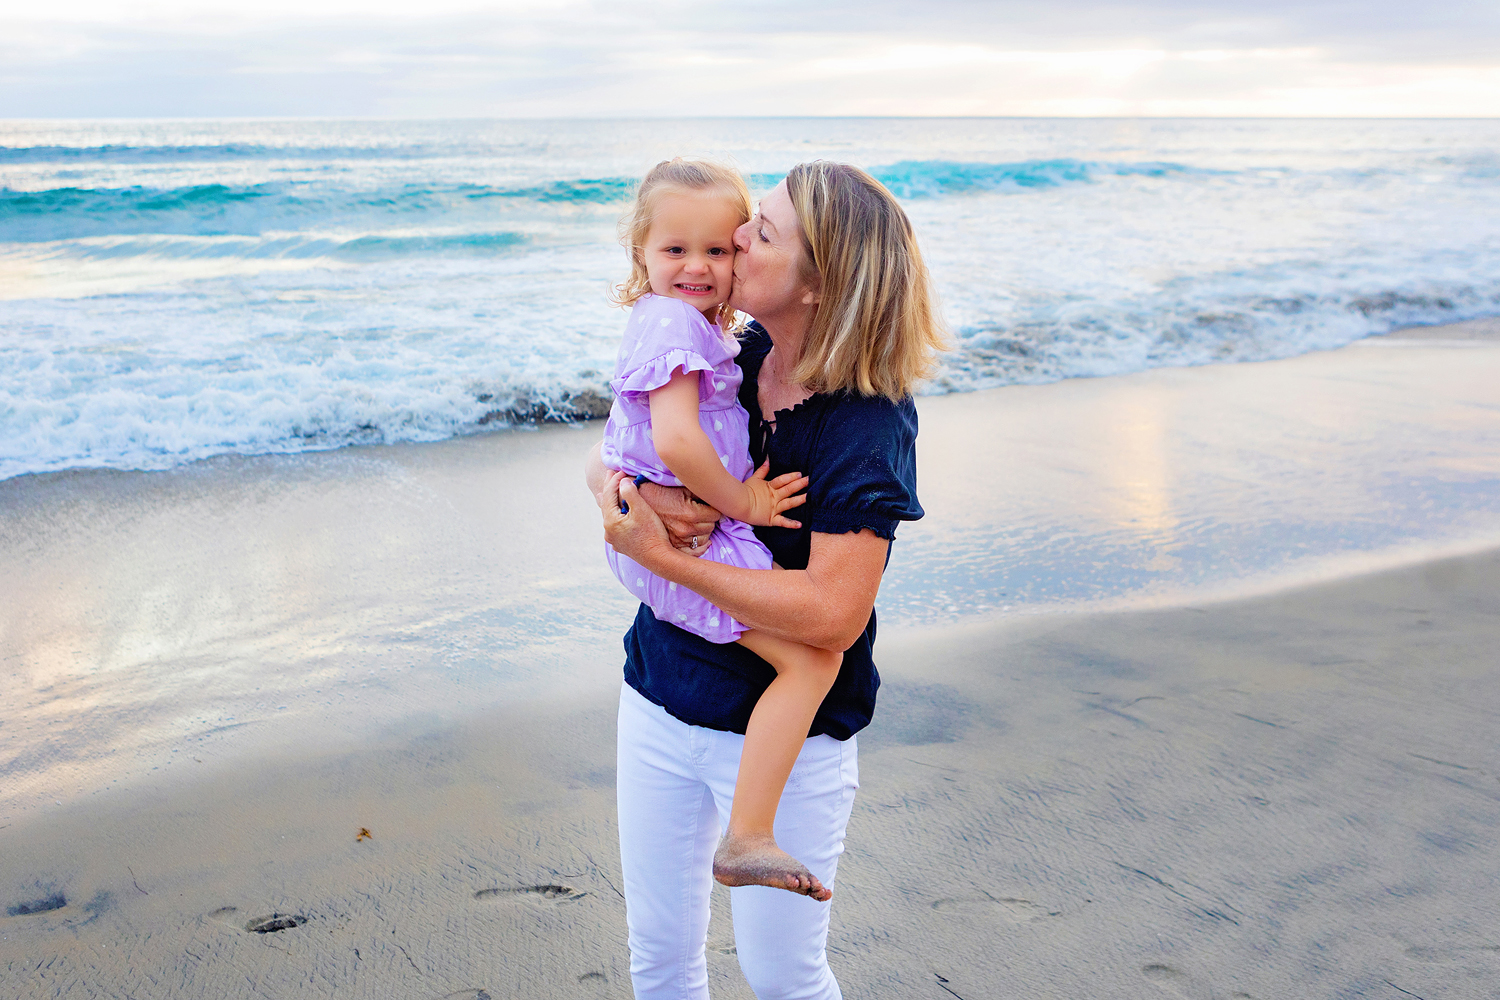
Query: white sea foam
2 118 1498 480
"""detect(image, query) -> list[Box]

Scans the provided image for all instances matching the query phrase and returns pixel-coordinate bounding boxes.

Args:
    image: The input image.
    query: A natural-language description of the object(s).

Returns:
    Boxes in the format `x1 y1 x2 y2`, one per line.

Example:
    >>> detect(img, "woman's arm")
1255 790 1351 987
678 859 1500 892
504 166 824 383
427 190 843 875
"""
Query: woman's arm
585 441 722 552
599 472 887 651
648 371 806 527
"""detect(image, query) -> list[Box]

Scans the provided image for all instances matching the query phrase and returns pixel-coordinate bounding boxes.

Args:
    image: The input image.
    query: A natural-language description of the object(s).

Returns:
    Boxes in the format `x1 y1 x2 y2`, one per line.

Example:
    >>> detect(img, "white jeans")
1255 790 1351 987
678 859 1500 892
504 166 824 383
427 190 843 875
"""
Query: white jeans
616 683 860 1000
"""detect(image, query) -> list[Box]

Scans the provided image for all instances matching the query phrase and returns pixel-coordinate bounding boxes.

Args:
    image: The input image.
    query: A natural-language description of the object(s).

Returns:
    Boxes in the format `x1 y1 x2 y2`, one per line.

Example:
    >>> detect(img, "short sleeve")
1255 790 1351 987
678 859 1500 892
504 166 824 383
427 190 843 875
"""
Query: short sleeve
614 349 716 398
612 295 723 401
801 395 923 541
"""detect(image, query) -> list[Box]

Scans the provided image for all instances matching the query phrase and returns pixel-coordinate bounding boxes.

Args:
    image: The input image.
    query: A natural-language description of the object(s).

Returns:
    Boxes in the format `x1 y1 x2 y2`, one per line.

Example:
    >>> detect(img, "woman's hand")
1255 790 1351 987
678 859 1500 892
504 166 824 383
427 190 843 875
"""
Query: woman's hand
637 481 722 556
585 440 719 555
599 471 679 570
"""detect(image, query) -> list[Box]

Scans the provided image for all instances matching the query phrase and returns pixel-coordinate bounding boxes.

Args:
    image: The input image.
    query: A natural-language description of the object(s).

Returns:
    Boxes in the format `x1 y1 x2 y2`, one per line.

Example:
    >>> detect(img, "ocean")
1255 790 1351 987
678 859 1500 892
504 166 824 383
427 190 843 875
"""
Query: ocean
2 117 1498 481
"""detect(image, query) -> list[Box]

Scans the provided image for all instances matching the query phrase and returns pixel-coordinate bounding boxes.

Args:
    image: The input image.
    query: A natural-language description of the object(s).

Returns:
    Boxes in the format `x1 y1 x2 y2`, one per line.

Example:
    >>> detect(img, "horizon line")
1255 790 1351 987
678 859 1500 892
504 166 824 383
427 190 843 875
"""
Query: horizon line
4 114 1499 123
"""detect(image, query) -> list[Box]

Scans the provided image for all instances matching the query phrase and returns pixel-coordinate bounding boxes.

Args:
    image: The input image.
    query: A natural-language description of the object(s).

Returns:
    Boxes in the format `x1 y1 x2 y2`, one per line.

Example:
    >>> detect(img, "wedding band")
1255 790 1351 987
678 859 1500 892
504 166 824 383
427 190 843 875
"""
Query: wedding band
691 536 699 548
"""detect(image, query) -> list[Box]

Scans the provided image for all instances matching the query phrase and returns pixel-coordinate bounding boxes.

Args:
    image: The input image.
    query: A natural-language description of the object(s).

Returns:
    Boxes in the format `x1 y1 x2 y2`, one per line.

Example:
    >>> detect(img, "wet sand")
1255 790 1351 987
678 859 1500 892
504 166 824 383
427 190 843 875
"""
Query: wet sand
3 322 1499 997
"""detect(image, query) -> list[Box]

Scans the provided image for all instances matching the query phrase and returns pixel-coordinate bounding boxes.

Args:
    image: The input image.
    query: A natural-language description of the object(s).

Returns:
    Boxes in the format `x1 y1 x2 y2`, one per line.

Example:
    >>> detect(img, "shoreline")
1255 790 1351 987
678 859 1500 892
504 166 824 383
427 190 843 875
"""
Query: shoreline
1369 315 1500 341
4 314 1499 490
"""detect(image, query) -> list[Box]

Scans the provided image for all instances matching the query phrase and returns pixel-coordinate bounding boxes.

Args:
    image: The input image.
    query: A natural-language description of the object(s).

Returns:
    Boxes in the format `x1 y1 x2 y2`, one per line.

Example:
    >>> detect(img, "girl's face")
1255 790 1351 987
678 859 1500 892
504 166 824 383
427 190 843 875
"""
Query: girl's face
642 188 742 318
728 180 817 327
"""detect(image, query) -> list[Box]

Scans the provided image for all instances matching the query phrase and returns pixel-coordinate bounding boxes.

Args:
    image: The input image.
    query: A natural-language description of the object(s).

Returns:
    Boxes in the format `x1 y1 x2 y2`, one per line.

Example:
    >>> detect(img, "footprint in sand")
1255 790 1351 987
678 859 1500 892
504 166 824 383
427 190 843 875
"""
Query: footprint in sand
577 972 608 986
437 991 493 1000
930 896 1058 923
1142 963 1254 999
208 906 309 933
5 893 67 917
474 884 585 903
244 913 309 933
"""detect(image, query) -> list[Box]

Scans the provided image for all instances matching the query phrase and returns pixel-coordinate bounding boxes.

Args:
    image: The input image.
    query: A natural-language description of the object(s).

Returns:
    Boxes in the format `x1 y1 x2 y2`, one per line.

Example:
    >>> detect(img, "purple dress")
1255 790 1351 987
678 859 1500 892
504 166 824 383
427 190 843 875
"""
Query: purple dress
601 293 773 644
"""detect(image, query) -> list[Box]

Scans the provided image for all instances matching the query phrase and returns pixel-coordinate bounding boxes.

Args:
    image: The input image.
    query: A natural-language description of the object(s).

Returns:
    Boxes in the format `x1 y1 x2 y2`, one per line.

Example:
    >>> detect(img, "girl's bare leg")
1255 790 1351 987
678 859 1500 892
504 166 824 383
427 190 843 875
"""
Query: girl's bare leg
715 629 842 901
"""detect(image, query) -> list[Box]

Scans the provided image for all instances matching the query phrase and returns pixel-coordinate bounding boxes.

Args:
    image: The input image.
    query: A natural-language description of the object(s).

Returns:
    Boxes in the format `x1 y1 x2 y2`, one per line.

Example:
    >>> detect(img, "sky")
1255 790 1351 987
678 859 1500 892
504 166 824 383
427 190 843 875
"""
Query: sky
2 0 1497 118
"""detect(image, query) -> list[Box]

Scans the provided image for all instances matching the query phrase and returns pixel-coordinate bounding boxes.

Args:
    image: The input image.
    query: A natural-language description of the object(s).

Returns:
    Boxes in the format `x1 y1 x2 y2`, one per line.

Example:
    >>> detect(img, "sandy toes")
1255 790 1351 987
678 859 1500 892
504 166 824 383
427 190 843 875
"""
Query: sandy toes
713 833 831 902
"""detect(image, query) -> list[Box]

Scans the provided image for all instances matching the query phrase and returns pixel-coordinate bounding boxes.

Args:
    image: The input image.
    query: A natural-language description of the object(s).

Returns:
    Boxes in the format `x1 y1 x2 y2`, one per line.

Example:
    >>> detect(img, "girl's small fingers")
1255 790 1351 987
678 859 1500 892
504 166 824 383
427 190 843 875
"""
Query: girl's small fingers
770 516 803 529
768 470 804 489
776 494 808 510
750 459 772 481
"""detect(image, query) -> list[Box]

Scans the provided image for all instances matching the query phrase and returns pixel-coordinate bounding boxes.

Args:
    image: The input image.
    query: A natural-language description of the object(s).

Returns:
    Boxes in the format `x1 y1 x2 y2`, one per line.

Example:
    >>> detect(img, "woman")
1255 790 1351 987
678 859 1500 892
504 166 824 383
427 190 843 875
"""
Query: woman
588 161 944 999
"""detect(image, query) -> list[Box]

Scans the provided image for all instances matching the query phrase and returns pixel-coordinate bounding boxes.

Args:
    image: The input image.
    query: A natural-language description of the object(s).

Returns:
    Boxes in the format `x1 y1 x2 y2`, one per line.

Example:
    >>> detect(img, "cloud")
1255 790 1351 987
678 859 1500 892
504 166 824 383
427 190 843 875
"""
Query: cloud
1 0 1496 118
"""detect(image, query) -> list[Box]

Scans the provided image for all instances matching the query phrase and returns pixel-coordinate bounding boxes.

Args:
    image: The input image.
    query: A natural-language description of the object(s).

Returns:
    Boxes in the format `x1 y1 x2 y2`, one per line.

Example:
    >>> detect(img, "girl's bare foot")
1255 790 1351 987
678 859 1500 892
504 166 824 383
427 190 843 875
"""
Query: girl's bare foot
713 832 831 902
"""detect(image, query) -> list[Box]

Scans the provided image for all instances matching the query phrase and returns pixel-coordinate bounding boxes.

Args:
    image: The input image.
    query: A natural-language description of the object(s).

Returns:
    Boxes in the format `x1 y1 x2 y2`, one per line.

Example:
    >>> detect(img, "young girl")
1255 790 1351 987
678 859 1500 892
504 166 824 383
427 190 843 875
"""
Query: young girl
600 158 843 901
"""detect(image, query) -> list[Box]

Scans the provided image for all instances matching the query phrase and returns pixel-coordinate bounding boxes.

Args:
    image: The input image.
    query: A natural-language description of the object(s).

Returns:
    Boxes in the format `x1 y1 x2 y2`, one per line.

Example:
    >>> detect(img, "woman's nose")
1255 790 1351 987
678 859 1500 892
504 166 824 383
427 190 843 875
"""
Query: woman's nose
733 222 751 253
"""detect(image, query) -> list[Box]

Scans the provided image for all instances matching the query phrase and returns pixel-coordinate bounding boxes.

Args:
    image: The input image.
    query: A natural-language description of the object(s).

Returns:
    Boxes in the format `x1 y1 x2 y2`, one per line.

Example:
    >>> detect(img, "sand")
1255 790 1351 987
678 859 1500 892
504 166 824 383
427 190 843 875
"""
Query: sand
3 323 1499 998
4 550 1497 999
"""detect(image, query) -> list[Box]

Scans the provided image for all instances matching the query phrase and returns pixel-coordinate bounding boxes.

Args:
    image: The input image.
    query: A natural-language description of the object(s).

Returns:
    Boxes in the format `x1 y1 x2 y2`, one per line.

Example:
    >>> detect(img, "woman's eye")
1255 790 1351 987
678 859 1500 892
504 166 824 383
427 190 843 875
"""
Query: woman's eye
757 227 769 243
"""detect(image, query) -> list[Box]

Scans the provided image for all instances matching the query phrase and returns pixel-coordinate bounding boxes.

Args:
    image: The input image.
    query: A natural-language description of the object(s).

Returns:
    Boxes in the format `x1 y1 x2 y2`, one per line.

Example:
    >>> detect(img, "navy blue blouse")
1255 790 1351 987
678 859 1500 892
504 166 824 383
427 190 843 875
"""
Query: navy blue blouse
621 325 924 740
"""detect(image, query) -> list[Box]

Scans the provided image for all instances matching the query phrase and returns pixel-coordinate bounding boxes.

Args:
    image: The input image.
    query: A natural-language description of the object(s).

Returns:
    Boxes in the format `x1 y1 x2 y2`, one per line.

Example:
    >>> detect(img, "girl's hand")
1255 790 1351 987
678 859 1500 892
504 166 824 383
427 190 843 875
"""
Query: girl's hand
599 472 678 569
737 460 808 528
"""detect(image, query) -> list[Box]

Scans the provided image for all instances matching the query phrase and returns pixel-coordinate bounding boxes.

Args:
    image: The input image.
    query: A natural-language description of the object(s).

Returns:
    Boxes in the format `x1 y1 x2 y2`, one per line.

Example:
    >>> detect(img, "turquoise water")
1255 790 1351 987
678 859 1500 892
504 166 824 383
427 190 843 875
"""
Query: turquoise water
2 117 1498 480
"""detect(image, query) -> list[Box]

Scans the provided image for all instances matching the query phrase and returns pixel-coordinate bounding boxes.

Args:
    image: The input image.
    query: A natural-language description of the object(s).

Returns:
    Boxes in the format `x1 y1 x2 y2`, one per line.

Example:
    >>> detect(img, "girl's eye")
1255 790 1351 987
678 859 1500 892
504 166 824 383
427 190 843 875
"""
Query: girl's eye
665 246 684 255
708 248 729 257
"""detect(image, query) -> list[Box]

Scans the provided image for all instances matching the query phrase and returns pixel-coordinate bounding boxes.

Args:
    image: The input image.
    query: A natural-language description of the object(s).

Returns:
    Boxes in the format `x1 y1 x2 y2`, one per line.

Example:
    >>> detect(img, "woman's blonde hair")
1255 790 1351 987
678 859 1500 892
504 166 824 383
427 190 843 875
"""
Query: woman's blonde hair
612 158 753 329
784 161 946 401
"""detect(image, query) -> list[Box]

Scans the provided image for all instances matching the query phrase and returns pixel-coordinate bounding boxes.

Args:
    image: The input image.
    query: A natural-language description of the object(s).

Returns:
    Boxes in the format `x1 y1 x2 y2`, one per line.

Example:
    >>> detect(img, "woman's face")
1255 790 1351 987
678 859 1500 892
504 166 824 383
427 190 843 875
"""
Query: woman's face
729 180 817 327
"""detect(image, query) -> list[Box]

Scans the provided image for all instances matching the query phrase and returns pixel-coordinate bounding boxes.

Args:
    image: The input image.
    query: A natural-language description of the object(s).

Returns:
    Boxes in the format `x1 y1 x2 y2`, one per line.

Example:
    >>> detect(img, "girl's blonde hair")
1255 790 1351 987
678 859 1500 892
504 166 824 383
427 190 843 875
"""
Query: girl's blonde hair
784 161 947 401
612 158 753 329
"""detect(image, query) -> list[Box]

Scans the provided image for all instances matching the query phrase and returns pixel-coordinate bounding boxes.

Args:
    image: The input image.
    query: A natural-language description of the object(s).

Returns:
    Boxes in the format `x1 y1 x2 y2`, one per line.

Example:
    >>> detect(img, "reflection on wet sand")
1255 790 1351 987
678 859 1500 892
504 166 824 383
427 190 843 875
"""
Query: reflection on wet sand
886 331 1500 621
1100 393 1179 569
0 427 628 817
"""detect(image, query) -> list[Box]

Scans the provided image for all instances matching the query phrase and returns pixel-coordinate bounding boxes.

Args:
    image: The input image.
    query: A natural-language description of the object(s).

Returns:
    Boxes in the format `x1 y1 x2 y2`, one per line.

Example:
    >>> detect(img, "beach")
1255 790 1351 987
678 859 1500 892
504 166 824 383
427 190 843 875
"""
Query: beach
3 323 1499 998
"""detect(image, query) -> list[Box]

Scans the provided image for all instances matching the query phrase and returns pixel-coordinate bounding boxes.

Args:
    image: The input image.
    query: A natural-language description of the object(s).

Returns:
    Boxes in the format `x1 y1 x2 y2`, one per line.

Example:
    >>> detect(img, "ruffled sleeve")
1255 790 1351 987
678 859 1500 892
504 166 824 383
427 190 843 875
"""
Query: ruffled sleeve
799 394 923 541
614 348 716 398
612 295 724 401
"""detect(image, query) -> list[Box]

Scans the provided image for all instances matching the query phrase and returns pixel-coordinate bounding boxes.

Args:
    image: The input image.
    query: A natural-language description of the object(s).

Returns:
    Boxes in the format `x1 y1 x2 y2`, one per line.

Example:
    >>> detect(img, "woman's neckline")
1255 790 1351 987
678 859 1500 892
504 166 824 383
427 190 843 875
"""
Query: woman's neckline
759 392 818 435
757 359 817 434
